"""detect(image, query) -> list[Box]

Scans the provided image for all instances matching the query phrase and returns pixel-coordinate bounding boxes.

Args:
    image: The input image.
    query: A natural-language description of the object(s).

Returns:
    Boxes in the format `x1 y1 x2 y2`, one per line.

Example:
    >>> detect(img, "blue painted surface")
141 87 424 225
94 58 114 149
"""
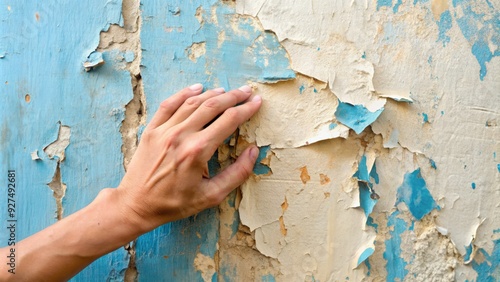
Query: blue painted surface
396 169 438 220
335 101 384 134
384 210 409 282
262 274 276 282
471 182 476 189
329 123 337 130
0 1 132 280
497 164 500 172
464 243 473 262
437 10 452 46
430 159 437 169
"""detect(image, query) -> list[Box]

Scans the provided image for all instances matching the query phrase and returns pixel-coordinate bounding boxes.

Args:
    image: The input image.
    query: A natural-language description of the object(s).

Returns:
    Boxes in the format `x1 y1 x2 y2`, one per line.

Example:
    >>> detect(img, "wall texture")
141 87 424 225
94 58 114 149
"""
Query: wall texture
0 0 499 281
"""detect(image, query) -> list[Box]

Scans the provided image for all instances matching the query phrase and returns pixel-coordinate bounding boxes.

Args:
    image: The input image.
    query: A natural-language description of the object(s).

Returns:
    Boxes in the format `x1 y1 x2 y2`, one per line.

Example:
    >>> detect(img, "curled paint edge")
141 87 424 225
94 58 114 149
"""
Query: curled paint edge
379 94 414 103
83 51 105 71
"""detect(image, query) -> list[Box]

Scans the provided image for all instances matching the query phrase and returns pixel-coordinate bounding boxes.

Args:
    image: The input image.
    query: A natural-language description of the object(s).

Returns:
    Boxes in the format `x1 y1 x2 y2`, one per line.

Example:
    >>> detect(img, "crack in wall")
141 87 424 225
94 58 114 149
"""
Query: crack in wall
46 162 67 221
43 122 71 220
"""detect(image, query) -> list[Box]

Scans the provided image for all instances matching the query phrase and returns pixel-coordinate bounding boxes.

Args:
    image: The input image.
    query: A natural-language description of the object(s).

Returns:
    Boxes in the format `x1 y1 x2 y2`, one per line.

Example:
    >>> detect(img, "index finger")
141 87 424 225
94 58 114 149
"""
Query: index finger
199 95 262 159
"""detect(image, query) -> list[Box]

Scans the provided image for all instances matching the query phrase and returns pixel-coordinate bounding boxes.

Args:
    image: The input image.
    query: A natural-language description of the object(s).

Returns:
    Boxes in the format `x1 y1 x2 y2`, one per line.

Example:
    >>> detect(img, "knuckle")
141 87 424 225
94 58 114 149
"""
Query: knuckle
203 98 221 109
185 96 201 107
224 107 240 120
159 100 173 112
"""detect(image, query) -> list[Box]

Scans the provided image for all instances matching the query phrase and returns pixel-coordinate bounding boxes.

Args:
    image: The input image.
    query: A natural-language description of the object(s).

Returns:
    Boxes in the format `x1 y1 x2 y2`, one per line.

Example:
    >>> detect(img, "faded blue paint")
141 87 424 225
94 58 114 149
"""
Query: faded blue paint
471 182 476 189
254 145 272 175
262 274 276 282
428 55 433 64
452 0 500 80
472 238 500 281
313 88 318 93
357 247 375 267
430 159 437 169
335 101 384 134
360 182 378 218
377 0 393 10
329 123 337 130
384 210 409 281
365 257 372 276
354 155 370 182
0 1 132 280
437 10 452 46
396 169 438 220
497 164 500 172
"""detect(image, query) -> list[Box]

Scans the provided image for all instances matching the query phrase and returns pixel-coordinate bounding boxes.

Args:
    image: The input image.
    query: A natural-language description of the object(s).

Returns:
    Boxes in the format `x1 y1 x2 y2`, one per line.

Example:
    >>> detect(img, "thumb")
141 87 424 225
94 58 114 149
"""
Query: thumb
206 145 259 205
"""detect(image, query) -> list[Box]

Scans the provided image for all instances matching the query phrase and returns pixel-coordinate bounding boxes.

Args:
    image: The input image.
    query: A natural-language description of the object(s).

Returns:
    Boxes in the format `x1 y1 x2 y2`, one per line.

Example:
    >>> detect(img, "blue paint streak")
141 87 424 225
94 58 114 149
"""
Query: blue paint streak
428 55 433 64
396 169 438 220
329 123 337 130
365 256 372 276
335 101 384 134
360 182 378 218
497 164 500 172
254 145 271 175
262 274 276 282
472 238 500 281
471 182 476 189
384 210 409 281
437 10 452 46
430 159 437 169
357 247 375 267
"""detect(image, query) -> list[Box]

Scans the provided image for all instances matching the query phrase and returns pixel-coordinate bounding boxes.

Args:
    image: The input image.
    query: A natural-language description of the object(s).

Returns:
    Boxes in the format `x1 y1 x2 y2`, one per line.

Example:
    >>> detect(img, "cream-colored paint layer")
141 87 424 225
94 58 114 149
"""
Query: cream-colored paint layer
233 0 500 280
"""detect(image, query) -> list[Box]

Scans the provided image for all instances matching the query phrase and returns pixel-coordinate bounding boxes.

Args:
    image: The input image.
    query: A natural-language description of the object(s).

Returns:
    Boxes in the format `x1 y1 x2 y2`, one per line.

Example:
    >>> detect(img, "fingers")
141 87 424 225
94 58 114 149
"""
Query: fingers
158 87 225 131
146 83 204 130
205 145 259 206
199 95 262 159
182 86 254 131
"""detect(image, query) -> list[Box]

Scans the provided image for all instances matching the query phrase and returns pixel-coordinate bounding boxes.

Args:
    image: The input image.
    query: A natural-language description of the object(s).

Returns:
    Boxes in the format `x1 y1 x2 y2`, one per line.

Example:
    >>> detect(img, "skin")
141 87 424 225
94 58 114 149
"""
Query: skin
0 84 262 281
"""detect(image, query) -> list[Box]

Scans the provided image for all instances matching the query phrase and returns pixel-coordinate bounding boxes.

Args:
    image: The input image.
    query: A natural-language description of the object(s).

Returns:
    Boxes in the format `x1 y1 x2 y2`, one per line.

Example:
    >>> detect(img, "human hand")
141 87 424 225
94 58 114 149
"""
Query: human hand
117 84 262 233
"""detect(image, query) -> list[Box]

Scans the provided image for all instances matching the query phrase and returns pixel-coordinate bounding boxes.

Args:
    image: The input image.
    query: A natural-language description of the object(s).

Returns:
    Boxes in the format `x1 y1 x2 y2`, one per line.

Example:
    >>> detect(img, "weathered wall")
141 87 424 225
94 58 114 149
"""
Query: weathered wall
0 0 498 281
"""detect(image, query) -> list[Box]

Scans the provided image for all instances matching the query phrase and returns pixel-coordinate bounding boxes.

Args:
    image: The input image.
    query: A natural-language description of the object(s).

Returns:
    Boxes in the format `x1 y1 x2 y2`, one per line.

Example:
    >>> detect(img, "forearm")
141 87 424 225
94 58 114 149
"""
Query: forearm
0 188 142 281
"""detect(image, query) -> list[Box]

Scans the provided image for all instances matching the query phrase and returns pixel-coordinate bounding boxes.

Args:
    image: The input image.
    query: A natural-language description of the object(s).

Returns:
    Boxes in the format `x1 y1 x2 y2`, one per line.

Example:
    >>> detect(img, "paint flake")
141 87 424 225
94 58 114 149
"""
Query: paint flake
396 168 438 220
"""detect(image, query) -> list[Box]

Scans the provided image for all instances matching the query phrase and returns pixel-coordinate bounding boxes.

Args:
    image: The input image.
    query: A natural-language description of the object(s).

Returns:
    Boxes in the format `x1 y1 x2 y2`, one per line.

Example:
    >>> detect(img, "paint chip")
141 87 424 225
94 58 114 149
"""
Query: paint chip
335 100 384 134
319 173 331 185
31 150 40 160
299 166 311 184
83 51 105 71
396 168 438 220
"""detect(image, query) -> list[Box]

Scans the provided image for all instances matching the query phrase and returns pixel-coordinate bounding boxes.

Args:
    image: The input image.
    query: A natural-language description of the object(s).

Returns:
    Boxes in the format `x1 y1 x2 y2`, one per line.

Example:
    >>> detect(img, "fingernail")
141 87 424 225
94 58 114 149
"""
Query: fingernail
189 83 203 91
213 87 225 94
251 95 262 102
250 146 259 159
238 85 252 94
